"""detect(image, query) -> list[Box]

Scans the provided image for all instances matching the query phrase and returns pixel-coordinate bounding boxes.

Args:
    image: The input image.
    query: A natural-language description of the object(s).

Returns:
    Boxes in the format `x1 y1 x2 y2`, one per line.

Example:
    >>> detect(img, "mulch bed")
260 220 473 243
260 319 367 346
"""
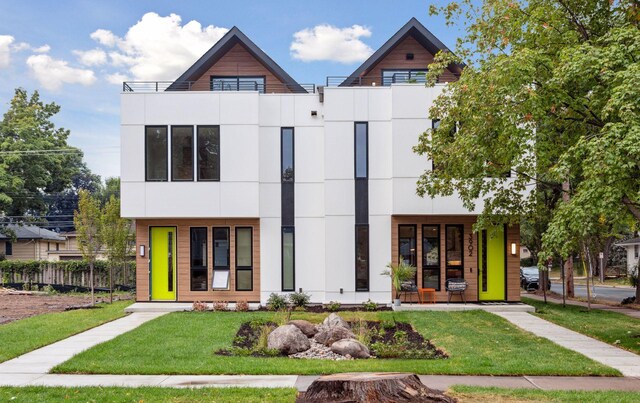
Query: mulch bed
256 305 393 313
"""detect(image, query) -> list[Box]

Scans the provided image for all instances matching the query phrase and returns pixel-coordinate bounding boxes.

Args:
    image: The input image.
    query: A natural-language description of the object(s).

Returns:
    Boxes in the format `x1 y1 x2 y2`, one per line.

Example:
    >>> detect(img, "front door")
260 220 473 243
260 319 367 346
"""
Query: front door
478 226 506 301
150 227 177 301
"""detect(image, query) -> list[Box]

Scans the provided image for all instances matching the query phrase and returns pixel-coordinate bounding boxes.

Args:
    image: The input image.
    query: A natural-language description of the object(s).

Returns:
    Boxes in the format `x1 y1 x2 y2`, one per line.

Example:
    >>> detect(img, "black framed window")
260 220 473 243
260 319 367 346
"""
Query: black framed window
382 69 428 86
235 227 253 291
399 225 417 283
5 241 12 256
145 126 168 181
197 126 220 181
282 227 294 291
355 225 369 291
190 227 207 291
211 76 266 93
212 227 230 290
422 225 440 290
171 126 194 181
446 225 464 280
355 123 368 179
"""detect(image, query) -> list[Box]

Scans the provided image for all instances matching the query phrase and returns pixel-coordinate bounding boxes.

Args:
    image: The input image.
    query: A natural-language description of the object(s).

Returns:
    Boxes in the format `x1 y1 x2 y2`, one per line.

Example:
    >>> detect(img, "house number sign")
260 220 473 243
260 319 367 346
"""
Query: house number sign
468 233 473 257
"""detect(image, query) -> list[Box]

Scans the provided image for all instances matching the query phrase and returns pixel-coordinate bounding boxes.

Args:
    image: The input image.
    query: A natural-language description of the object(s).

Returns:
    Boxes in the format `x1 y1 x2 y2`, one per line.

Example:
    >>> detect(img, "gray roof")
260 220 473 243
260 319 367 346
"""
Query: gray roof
341 17 465 86
0 224 66 242
616 237 640 246
169 26 306 93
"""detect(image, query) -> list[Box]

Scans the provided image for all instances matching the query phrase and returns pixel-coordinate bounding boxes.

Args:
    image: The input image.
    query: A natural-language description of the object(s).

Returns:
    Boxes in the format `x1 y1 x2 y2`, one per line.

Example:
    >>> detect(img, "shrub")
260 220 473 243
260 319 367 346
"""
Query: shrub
288 291 310 308
22 282 31 291
236 299 249 312
266 293 288 311
362 299 378 311
520 257 537 267
381 320 395 330
192 301 208 312
213 301 228 312
326 300 341 312
43 284 56 295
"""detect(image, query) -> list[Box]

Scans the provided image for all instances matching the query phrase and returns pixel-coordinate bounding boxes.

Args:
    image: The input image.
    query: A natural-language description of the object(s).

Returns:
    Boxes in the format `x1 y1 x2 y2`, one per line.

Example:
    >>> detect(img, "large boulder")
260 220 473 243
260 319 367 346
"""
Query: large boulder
288 320 318 337
322 313 350 329
315 326 355 347
267 324 311 354
330 338 370 359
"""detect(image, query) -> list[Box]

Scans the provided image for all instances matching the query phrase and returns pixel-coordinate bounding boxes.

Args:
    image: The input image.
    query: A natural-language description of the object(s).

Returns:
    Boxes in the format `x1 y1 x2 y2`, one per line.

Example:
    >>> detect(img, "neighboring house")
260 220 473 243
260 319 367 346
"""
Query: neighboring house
520 246 531 260
121 18 521 304
616 237 640 275
0 224 66 261
46 231 107 261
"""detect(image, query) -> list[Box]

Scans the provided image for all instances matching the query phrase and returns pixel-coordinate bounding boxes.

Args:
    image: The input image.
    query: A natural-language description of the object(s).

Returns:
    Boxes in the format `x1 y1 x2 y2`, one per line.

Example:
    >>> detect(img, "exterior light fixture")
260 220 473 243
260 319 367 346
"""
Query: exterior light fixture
511 242 517 256
310 110 317 117
340 288 343 294
139 245 145 257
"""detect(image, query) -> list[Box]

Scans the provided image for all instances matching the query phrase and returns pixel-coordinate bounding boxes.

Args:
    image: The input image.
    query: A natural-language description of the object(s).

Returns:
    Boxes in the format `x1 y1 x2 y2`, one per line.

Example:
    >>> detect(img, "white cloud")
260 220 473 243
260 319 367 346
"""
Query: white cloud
90 12 228 81
290 24 374 64
12 41 30 52
33 44 50 53
106 72 127 84
26 54 96 91
0 35 15 68
73 48 107 66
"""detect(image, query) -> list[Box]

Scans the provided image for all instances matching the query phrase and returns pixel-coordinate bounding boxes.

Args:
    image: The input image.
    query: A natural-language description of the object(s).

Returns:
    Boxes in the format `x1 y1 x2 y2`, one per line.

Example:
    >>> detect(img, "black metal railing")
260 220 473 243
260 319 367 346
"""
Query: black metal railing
326 73 431 87
122 81 316 94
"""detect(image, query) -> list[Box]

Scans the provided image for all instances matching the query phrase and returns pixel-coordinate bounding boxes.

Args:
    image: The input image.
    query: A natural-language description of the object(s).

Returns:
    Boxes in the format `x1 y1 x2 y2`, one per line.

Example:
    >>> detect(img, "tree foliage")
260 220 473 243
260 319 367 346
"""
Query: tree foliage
74 190 103 304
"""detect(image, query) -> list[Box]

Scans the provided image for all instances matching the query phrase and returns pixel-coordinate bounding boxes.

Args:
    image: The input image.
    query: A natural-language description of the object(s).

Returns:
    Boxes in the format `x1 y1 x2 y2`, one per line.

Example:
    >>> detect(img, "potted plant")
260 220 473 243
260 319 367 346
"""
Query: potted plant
381 260 417 306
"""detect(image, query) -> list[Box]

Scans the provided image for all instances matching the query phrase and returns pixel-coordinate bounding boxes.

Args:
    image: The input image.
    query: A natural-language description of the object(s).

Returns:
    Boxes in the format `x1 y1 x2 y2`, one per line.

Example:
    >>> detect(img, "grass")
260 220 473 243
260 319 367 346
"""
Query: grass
53 310 618 376
524 297 640 354
449 386 640 402
0 300 132 363
0 386 296 403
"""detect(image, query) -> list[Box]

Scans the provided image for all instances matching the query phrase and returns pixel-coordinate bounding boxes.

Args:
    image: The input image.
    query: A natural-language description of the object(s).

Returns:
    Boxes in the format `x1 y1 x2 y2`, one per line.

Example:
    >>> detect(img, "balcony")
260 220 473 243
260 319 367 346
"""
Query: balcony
122 81 317 94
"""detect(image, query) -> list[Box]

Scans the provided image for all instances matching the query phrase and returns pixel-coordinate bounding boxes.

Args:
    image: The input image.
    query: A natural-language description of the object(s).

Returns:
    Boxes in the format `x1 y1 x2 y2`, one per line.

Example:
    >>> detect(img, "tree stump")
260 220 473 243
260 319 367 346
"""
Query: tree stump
297 372 456 403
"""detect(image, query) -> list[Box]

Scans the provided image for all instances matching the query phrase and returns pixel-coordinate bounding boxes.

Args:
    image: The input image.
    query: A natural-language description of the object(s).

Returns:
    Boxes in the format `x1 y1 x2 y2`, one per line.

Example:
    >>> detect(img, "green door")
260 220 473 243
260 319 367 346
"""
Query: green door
150 227 177 301
478 226 506 301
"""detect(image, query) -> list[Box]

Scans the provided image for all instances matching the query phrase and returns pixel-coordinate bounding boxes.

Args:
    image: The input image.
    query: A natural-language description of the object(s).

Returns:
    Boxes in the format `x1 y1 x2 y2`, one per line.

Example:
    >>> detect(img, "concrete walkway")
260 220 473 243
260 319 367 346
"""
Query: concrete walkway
495 311 640 377
0 312 166 375
524 292 640 319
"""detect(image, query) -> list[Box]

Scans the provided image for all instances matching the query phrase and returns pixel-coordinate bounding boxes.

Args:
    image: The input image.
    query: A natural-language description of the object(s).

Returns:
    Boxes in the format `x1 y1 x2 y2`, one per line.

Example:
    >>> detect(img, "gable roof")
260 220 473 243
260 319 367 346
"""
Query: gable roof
616 237 640 246
169 26 306 93
0 224 65 242
341 17 464 86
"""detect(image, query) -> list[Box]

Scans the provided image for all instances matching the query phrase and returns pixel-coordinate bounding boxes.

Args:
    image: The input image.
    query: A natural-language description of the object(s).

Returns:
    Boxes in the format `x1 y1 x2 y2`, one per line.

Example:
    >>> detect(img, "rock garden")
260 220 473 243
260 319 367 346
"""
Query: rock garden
216 312 448 361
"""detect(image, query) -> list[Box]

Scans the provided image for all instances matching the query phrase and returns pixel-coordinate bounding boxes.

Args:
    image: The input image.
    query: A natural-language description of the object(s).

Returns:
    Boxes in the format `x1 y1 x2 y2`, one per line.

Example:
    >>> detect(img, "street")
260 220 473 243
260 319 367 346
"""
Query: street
550 283 636 303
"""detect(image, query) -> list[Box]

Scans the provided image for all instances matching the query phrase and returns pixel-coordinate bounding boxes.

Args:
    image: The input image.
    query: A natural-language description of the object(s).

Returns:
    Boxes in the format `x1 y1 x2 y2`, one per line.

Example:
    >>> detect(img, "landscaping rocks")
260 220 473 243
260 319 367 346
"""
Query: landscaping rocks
267 324 311 354
322 313 350 329
288 320 318 337
289 339 352 361
330 338 370 359
314 325 355 347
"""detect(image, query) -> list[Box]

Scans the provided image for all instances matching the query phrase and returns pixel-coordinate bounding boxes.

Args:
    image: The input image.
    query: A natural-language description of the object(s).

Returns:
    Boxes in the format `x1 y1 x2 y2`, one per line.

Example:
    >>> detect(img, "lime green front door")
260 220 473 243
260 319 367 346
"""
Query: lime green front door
478 226 506 301
150 227 177 301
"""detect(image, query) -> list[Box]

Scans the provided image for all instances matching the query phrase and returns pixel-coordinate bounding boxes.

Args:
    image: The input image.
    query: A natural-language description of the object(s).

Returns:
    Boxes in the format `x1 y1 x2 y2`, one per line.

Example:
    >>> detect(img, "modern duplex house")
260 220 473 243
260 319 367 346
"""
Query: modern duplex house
120 18 521 304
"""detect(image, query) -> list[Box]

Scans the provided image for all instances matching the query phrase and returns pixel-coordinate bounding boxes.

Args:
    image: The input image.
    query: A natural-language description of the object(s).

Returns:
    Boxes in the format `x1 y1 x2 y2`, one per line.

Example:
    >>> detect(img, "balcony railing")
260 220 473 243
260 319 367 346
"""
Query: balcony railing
122 81 316 94
326 73 431 87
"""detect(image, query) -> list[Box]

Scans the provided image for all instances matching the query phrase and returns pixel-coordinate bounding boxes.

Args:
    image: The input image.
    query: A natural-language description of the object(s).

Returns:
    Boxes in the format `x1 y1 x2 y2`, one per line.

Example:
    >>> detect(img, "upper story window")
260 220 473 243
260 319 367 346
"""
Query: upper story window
197 126 220 181
381 69 427 86
145 126 168 181
211 76 266 93
171 126 194 181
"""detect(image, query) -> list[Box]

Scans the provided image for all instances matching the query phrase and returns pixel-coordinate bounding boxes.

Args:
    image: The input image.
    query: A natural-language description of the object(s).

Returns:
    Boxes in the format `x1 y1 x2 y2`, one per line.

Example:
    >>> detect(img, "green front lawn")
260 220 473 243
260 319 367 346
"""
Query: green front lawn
523 297 640 354
449 386 640 402
0 386 296 403
0 300 132 363
53 310 618 376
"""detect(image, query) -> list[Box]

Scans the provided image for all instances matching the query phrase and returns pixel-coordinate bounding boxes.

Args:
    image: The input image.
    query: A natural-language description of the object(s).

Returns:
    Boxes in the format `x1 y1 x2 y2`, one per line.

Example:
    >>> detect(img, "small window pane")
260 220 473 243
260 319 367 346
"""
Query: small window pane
281 128 294 182
236 228 252 267
355 225 369 291
236 270 252 291
171 126 193 181
355 123 367 178
282 227 294 291
145 126 167 181
190 228 207 291
446 225 463 269
423 226 439 267
197 126 220 181
399 225 416 266
213 228 229 268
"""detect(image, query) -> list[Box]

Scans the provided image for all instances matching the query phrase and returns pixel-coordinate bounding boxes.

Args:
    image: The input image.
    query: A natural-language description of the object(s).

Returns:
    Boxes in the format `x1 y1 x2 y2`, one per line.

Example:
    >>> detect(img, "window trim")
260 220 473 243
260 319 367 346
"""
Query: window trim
422 224 441 291
145 125 168 182
210 75 267 93
235 226 253 292
355 224 370 292
281 226 295 292
189 227 208 292
445 224 465 280
196 125 220 182
171 125 194 182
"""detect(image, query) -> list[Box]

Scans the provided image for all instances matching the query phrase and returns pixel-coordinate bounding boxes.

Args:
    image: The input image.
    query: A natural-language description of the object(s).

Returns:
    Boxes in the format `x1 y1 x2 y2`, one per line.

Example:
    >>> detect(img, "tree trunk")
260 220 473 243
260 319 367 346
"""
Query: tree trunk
562 180 575 298
109 262 113 304
298 373 455 403
89 260 95 306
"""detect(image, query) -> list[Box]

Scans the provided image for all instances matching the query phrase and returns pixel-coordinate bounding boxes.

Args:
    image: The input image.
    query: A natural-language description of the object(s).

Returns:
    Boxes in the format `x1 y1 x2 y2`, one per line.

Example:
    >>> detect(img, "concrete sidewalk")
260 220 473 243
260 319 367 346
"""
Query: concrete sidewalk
496 311 640 377
524 293 640 319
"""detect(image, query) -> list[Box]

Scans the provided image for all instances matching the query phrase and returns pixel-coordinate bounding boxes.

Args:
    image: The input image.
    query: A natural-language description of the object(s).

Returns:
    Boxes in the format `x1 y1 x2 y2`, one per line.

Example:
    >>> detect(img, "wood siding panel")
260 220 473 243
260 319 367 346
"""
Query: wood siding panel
4 240 37 261
190 43 290 92
361 35 458 84
506 224 521 302
136 219 260 302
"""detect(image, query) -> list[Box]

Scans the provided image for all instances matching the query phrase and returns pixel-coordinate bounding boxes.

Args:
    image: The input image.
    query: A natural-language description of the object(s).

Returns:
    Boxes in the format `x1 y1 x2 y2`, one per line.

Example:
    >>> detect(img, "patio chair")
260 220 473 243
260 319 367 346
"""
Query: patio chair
400 280 420 303
445 278 468 304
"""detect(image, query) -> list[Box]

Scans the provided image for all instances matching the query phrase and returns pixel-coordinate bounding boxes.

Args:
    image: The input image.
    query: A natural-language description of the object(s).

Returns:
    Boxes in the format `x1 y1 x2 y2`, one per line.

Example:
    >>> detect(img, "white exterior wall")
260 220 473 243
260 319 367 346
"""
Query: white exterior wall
121 84 483 304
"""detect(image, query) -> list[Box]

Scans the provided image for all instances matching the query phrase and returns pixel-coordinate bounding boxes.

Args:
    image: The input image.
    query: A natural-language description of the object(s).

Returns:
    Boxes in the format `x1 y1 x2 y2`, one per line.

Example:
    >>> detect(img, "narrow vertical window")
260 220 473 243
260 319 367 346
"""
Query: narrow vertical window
399 225 417 283
5 241 12 256
171 126 194 181
354 122 369 291
145 126 168 181
212 227 230 290
197 126 220 181
190 227 207 291
281 127 295 291
446 225 464 280
235 227 253 291
422 225 440 290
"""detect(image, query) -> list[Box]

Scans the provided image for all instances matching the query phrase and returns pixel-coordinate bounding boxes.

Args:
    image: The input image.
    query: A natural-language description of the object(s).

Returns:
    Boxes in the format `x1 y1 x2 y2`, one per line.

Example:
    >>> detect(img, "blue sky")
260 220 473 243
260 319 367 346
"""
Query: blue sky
0 0 461 179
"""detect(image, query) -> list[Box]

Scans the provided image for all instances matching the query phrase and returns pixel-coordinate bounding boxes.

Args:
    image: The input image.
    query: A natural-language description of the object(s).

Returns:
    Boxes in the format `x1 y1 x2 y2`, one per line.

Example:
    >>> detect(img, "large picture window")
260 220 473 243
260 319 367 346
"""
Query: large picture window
145 126 168 181
355 225 369 291
190 228 207 291
446 225 464 280
197 126 220 181
282 227 294 291
235 227 253 291
212 227 230 290
422 225 440 290
171 126 194 181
